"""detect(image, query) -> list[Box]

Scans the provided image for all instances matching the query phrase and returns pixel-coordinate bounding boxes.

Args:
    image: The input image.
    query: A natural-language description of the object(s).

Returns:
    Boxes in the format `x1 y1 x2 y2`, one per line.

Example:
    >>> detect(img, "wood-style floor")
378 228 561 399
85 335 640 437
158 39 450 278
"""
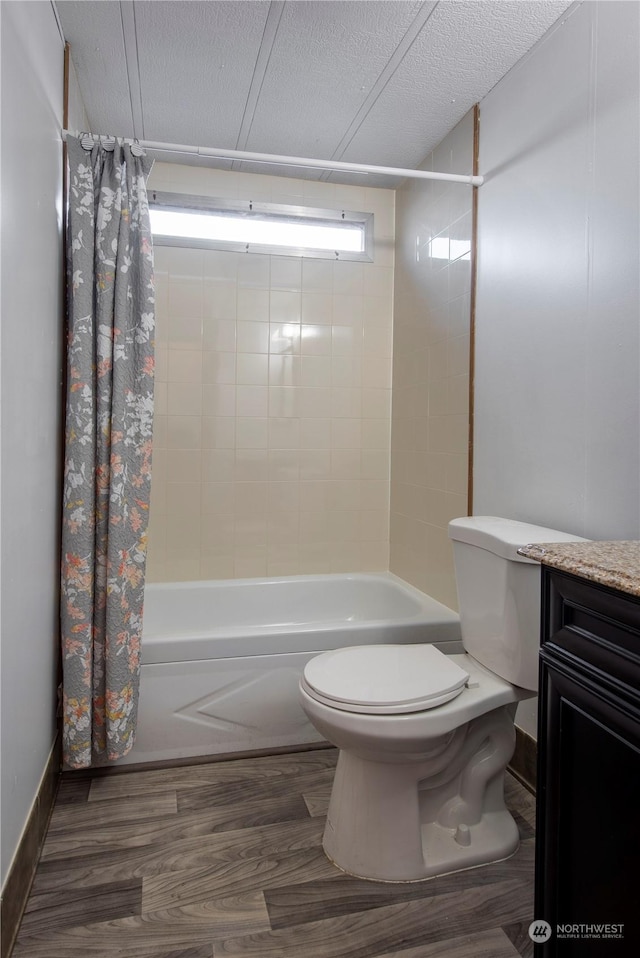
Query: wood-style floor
13 747 537 958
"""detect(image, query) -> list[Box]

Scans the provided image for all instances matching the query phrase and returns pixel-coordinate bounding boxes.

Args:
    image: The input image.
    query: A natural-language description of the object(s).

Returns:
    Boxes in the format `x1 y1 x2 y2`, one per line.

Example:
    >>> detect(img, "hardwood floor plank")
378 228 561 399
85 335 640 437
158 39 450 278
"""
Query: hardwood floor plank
41 793 311 862
142 847 337 912
32 817 325 892
47 791 178 832
18 879 142 936
13 944 214 958
14 893 269 956
213 878 532 958
172 794 311 834
302 783 332 818
87 750 338 802
368 927 521 958
176 767 335 814
54 777 91 804
502 920 535 957
264 842 534 930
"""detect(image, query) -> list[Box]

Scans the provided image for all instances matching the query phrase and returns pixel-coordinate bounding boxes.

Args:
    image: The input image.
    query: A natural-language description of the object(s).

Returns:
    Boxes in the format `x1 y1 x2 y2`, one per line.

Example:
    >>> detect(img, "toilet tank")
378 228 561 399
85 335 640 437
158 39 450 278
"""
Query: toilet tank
448 517 588 690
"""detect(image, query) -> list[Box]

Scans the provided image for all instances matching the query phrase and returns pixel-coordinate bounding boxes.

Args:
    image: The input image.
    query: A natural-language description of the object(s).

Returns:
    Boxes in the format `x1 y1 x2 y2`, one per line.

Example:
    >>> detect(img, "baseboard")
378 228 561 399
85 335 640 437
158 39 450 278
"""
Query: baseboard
1 735 61 958
508 726 537 794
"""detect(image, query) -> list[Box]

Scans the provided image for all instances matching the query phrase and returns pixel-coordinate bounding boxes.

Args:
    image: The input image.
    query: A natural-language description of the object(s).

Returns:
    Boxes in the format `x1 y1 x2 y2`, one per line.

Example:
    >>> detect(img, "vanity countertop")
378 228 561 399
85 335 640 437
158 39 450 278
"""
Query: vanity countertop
517 540 640 598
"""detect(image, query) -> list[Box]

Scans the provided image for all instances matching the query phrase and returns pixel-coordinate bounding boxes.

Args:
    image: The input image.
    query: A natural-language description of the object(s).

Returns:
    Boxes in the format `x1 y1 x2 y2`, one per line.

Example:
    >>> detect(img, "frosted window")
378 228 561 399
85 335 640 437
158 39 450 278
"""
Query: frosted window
150 191 373 262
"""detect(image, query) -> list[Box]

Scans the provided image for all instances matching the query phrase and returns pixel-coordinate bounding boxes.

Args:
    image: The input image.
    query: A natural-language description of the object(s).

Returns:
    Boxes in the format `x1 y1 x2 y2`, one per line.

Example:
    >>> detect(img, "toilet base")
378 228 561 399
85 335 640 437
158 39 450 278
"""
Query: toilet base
323 811 519 883
322 705 519 882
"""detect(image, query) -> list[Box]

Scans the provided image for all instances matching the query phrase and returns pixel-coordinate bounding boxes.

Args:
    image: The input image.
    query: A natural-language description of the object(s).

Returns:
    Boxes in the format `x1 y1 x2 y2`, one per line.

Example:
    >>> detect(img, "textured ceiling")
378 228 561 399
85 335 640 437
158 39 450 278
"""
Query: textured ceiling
56 0 574 187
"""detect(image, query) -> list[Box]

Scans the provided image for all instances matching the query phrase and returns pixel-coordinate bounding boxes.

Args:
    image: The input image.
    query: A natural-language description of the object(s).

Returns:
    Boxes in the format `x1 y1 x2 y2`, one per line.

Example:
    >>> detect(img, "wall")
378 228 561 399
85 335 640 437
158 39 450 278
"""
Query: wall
0 1 64 886
475 0 639 539
145 164 394 581
474 0 640 735
389 111 474 611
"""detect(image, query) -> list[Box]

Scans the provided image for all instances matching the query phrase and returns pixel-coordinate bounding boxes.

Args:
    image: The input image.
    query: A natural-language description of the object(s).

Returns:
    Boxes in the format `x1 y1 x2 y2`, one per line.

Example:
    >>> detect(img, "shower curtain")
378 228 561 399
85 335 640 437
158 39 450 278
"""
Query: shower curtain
61 135 155 769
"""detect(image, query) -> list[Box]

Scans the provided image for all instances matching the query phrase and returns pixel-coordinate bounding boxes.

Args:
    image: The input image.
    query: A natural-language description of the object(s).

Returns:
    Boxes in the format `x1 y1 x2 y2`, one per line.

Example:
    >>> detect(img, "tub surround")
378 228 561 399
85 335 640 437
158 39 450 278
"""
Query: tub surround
518 541 640 597
147 162 395 583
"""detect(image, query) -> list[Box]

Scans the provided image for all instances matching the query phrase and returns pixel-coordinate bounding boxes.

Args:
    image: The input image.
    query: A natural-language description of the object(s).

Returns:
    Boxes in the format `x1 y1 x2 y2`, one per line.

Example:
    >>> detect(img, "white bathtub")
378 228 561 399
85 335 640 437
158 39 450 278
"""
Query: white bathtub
122 573 462 765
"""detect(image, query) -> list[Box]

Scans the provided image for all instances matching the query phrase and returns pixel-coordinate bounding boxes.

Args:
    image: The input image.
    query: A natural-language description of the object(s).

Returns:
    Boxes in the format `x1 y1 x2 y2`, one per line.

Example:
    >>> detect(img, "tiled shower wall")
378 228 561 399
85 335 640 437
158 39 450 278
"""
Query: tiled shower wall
389 111 474 610
146 162 394 581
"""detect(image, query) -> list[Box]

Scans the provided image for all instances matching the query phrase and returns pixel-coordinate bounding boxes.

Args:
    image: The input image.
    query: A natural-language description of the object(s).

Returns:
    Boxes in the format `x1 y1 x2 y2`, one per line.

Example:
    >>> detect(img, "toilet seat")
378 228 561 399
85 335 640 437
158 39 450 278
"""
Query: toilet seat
302 644 470 714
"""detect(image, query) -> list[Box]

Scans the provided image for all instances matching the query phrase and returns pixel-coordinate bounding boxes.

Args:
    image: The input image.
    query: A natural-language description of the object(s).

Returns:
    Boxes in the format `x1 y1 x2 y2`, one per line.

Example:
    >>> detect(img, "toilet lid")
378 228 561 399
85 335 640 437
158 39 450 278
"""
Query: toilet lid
302 645 470 714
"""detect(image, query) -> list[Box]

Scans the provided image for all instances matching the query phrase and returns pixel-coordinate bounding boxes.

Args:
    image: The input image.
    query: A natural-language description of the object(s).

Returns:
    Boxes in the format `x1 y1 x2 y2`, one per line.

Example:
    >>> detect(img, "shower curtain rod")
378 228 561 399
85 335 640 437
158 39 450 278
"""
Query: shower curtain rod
61 129 484 187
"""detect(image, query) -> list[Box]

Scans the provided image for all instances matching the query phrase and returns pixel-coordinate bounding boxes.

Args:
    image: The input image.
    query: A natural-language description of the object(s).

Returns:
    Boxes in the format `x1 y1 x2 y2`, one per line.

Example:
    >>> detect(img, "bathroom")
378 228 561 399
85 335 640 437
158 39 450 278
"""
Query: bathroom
1 0 639 955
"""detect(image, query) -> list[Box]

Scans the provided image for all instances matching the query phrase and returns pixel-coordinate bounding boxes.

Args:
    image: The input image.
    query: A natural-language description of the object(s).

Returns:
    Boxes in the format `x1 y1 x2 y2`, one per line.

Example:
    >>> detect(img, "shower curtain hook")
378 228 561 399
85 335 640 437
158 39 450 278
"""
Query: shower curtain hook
130 138 145 158
80 132 95 151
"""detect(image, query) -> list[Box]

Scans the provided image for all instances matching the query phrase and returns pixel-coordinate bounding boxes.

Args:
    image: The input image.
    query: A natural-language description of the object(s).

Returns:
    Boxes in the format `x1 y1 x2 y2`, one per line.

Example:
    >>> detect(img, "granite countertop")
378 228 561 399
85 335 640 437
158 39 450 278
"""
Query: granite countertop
518 540 640 597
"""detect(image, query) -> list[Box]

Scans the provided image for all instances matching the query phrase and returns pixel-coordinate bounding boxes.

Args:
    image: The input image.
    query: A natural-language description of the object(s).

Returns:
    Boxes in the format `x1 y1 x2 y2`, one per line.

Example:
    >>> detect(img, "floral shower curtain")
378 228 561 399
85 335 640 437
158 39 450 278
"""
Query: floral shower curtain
61 135 155 769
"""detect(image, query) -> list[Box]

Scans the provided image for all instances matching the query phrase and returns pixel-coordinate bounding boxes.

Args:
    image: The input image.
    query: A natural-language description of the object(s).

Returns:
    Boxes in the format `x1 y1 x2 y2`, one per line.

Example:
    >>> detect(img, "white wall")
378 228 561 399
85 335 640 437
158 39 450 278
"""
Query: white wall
474 0 639 737
475 0 639 540
0 1 65 886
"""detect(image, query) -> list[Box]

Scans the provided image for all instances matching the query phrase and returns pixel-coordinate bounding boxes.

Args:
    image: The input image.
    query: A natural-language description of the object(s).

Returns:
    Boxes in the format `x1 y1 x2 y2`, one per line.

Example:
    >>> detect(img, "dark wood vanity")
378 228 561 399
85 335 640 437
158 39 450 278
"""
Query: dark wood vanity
534 562 640 957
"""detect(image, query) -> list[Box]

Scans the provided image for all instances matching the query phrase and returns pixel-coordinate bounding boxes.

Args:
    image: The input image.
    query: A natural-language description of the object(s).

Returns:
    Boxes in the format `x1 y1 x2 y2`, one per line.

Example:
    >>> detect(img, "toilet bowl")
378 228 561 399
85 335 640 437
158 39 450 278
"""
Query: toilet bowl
299 516 588 882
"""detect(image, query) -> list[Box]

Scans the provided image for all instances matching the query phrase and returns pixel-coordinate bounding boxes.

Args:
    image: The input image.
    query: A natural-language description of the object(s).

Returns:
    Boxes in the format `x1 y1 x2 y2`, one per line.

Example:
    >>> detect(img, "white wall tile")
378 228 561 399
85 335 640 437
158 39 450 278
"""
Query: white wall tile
235 448 269 481
204 318 237 352
237 287 270 322
148 164 393 581
271 256 302 291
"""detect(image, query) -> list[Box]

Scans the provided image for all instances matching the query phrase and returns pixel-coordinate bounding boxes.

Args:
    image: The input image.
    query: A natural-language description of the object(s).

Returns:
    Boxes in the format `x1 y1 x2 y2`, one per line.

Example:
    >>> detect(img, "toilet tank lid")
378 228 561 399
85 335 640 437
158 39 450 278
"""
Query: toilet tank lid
448 516 589 562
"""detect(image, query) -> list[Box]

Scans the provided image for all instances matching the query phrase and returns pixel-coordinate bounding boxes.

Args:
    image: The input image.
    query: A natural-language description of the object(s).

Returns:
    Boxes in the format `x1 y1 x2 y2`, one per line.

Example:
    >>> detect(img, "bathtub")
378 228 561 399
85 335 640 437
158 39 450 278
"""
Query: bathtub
121 573 462 765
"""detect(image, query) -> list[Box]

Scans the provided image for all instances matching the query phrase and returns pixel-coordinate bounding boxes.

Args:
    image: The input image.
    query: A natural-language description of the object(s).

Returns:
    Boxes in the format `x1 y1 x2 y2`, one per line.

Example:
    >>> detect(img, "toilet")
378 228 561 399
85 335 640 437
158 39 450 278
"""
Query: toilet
299 516 587 882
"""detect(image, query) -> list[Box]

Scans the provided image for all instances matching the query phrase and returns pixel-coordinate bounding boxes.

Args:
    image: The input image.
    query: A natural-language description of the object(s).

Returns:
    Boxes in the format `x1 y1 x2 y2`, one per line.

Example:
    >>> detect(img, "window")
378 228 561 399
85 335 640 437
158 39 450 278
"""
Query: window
149 191 373 262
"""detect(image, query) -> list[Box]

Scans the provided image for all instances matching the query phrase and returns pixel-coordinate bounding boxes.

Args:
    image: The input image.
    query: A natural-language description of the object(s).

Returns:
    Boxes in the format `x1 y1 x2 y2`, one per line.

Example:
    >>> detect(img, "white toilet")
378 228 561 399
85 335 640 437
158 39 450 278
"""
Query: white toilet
299 516 587 882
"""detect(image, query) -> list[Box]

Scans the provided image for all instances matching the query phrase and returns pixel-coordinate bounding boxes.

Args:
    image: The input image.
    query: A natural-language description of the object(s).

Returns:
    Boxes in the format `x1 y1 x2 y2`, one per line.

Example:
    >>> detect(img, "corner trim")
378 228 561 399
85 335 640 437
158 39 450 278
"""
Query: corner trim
0 736 61 958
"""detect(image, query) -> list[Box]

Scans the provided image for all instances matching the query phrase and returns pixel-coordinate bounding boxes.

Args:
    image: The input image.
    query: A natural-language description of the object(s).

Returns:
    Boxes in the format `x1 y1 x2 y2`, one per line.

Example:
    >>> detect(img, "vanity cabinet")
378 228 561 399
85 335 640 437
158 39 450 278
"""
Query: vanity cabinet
535 568 640 957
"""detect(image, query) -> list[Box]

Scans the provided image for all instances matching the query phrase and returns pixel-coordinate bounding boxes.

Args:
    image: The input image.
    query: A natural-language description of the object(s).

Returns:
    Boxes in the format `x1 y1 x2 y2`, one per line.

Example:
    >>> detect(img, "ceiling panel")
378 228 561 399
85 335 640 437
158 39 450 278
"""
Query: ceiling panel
134 0 271 146
241 1 432 159
57 0 575 188
56 0 134 136
337 1 574 173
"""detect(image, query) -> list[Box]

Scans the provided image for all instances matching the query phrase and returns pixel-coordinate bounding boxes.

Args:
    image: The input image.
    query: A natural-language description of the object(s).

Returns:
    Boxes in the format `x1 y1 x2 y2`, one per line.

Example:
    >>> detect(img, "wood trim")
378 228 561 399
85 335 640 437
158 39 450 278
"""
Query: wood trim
467 103 480 515
0 737 61 958
508 726 537 795
63 42 70 130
